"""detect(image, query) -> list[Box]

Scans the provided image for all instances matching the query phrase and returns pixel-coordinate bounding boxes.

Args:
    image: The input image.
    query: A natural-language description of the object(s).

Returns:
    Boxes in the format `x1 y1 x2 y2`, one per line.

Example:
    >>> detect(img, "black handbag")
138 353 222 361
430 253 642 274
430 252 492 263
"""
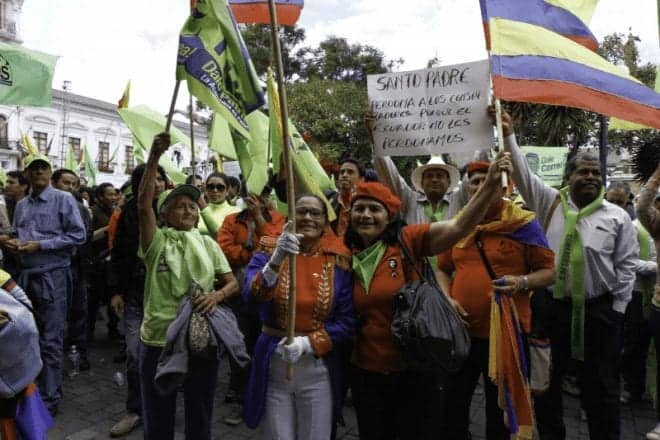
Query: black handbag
390 232 470 377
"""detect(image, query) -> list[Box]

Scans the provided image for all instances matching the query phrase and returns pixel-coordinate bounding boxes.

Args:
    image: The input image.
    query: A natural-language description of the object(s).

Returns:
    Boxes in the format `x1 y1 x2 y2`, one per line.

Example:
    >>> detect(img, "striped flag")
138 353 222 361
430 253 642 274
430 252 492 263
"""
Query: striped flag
229 0 304 26
481 0 660 129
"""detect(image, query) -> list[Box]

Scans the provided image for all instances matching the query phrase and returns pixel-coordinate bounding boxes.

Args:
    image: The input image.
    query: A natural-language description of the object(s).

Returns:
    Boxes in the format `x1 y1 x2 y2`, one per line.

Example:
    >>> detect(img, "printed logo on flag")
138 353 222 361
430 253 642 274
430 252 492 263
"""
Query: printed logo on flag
0 54 13 86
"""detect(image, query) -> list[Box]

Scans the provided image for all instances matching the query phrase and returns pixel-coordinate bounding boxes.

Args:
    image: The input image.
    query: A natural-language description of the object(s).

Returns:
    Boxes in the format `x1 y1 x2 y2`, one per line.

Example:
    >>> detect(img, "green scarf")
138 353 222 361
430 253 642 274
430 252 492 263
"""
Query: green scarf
352 241 387 294
636 220 655 319
554 186 604 361
161 227 215 297
424 201 447 223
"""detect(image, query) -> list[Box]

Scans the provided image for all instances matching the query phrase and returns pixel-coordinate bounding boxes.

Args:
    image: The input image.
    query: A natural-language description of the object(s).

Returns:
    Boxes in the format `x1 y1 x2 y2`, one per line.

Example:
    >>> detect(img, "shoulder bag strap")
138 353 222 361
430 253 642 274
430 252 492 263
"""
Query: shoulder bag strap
543 195 561 232
475 232 498 280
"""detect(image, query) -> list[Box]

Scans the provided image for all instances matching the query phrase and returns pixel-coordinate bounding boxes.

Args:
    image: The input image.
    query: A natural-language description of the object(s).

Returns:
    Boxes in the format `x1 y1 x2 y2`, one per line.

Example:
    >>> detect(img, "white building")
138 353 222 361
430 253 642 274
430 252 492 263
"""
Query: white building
0 0 211 187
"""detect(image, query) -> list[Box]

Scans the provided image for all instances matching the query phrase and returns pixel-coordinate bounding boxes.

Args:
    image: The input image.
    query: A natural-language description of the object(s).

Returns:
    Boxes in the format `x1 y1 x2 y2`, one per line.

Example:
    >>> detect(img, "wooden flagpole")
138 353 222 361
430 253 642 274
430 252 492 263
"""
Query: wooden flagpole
189 94 196 173
494 98 509 189
165 80 181 133
267 0 298 380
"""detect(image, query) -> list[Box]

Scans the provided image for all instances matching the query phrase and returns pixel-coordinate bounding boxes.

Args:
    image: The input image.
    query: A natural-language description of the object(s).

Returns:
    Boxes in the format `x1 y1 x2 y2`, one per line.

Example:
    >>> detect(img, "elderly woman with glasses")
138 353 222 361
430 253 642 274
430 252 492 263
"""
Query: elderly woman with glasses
197 172 240 237
242 194 355 440
137 133 239 440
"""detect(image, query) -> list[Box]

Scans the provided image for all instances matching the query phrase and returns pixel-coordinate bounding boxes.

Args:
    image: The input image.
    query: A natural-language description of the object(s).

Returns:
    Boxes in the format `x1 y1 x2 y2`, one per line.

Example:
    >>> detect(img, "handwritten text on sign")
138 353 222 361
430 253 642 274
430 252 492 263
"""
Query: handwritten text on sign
367 60 493 157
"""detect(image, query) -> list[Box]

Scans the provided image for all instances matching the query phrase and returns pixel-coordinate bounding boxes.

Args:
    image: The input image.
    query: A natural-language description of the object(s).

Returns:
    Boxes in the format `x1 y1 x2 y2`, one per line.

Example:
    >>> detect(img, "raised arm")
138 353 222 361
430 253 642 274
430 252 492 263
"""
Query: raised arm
426 152 512 255
637 164 660 238
492 108 559 219
138 132 170 252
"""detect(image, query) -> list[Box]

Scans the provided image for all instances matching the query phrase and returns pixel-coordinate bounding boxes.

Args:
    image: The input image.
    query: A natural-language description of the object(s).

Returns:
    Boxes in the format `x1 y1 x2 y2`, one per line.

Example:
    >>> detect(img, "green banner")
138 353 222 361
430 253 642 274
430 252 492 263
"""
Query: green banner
176 0 264 140
208 113 237 160
521 146 569 188
0 42 57 106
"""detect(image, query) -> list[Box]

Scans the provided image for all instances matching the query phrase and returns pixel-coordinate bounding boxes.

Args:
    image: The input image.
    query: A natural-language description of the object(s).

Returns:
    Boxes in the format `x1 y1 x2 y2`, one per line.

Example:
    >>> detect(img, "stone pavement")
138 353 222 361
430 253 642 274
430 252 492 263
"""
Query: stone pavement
49 333 657 439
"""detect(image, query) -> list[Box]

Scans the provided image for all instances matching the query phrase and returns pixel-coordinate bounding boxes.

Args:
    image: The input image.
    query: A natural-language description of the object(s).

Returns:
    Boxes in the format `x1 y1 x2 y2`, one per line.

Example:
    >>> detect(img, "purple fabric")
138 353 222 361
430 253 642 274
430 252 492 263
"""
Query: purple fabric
14 389 54 440
480 0 595 40
242 252 355 429
492 55 660 109
507 218 550 250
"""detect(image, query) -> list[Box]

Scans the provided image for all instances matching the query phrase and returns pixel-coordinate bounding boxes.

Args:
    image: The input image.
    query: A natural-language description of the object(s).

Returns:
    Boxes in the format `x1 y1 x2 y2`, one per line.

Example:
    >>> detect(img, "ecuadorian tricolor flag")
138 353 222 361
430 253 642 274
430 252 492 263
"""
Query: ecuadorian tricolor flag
481 0 660 129
229 0 303 26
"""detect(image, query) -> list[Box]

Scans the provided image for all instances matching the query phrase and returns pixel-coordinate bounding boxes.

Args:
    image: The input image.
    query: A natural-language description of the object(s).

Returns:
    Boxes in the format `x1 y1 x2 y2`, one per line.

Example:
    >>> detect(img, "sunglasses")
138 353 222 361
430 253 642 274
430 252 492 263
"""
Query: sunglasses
206 183 226 192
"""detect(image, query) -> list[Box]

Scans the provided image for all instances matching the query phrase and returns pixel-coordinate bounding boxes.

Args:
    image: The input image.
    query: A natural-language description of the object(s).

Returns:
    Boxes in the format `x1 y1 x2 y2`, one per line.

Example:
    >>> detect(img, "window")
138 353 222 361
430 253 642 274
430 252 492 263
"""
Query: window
124 145 134 173
0 115 7 148
98 141 111 172
69 137 81 162
33 131 48 153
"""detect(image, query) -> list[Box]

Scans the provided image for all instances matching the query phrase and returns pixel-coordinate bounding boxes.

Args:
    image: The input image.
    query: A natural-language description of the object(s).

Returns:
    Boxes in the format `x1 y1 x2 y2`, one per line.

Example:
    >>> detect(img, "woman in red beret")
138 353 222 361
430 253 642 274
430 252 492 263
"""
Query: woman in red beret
344 153 513 440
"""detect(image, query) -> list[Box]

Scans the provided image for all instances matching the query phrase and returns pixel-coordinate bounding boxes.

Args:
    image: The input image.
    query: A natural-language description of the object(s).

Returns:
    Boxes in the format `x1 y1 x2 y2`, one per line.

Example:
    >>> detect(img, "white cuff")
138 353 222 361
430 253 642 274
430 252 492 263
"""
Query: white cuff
612 299 628 314
262 265 279 288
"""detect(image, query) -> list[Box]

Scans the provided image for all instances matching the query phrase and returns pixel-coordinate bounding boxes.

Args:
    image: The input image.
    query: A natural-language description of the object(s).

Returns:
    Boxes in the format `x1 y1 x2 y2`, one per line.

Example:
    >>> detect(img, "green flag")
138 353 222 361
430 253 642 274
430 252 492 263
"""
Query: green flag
65 144 80 175
290 124 334 192
267 68 284 172
234 111 270 194
0 42 57 106
82 143 98 186
209 113 237 160
118 105 190 184
176 0 264 140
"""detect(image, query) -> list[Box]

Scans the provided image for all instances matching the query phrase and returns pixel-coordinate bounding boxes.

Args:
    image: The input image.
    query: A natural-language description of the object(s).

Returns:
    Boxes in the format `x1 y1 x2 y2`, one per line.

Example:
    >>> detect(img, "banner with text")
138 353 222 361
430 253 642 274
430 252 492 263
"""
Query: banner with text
520 146 569 188
367 60 493 156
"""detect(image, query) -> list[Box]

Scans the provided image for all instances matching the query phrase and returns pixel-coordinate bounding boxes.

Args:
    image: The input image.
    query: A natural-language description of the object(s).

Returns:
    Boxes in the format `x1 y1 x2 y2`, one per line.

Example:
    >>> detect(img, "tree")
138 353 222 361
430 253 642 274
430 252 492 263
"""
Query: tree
295 36 391 82
241 24 307 79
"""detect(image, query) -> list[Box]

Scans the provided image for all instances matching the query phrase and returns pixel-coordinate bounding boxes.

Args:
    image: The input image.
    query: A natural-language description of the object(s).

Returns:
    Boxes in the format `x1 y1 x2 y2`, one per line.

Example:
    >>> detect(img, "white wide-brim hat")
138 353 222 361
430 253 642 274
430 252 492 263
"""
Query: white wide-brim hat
411 156 460 193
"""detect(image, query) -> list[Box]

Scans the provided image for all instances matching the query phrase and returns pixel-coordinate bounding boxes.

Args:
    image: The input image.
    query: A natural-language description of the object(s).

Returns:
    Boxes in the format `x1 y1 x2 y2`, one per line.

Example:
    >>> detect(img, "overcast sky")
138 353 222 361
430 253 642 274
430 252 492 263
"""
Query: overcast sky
20 0 659 115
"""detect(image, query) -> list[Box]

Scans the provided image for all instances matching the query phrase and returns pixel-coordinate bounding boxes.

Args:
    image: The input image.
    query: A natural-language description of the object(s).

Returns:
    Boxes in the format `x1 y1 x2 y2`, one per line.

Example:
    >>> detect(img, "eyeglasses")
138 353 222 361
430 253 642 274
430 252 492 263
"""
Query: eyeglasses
295 207 324 219
206 183 226 192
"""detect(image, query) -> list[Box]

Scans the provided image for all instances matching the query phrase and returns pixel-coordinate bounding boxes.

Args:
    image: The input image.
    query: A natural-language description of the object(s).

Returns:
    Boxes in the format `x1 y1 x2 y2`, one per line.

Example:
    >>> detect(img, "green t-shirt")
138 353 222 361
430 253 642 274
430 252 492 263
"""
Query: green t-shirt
139 227 232 347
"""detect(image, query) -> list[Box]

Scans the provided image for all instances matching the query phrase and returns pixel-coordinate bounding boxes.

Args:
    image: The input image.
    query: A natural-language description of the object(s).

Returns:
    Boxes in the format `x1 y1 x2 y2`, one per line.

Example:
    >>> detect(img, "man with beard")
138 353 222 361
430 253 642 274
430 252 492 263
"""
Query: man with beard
499 109 637 440
0 155 86 415
327 158 365 236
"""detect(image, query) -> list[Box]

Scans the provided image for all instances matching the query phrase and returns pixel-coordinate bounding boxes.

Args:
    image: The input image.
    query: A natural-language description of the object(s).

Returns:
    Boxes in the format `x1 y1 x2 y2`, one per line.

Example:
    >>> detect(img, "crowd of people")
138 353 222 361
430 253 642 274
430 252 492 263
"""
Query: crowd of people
0 107 659 440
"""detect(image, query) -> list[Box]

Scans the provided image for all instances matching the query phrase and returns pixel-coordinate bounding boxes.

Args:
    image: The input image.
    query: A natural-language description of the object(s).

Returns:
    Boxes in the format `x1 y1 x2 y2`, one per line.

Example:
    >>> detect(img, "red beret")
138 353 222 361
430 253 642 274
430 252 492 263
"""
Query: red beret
351 182 402 217
466 161 490 178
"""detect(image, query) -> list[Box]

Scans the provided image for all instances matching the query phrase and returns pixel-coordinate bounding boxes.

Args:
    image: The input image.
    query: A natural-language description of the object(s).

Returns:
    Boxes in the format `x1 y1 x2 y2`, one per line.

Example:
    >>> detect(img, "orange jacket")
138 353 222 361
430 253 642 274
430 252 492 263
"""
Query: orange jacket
217 209 286 268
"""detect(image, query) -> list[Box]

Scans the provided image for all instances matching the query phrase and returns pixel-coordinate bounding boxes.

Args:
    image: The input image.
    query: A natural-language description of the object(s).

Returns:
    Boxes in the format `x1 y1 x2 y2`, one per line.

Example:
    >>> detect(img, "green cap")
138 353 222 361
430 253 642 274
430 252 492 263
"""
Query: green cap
24 154 52 169
156 184 201 213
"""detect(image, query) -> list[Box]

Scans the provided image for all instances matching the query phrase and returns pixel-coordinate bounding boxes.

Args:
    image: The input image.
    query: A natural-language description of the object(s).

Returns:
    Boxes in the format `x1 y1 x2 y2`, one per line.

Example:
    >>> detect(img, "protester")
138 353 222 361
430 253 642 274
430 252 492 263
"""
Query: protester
185 173 204 192
499 108 637 440
51 169 94 371
345 152 510 440
327 158 365 236
4 171 29 224
197 172 240 237
436 160 555 439
108 164 167 437
226 176 242 206
243 194 355 439
605 181 657 404
89 182 120 342
634 166 660 440
137 133 238 439
217 187 285 425
0 154 86 416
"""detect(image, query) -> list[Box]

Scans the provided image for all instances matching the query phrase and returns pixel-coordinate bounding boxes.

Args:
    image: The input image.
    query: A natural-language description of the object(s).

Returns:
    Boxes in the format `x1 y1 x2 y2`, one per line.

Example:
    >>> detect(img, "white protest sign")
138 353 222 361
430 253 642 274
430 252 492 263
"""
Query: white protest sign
222 160 241 178
367 60 494 156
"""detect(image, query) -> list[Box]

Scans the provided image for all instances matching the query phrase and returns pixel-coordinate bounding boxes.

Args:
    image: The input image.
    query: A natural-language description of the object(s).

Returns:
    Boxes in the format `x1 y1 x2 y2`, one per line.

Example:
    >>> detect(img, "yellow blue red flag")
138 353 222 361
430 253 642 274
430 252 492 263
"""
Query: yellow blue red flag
481 0 660 129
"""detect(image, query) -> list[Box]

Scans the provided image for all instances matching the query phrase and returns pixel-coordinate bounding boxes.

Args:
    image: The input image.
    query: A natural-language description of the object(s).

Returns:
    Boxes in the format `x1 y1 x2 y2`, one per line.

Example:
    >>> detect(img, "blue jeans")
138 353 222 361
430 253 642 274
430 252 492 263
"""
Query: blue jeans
124 299 143 415
25 267 71 411
138 342 219 440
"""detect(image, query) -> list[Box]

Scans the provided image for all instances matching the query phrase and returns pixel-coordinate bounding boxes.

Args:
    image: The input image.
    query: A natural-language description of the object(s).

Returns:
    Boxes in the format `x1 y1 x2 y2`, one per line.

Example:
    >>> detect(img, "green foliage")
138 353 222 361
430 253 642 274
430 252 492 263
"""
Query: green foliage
296 36 390 82
241 24 306 79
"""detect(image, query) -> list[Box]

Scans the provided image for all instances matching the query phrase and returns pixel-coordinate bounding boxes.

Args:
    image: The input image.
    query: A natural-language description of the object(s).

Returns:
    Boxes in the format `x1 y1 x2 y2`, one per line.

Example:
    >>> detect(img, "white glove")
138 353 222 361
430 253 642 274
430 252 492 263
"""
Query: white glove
275 336 312 364
269 221 302 267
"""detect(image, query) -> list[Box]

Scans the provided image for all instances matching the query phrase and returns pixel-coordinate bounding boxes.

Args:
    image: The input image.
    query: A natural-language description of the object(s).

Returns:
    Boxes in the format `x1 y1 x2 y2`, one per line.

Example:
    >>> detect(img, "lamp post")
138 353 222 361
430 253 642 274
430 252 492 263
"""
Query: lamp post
59 80 71 167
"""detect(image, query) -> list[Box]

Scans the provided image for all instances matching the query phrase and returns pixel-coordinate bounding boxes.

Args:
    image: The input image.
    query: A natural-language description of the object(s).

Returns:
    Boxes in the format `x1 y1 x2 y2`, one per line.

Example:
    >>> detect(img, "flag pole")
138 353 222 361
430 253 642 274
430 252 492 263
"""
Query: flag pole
494 98 509 190
165 80 181 133
267 0 298 380
189 94 196 174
